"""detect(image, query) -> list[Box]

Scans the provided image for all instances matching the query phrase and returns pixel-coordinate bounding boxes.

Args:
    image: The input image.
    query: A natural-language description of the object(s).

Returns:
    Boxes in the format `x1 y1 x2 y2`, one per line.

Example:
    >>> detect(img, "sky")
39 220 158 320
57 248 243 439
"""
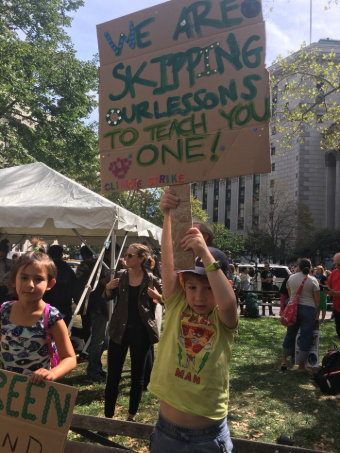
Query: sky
66 0 340 123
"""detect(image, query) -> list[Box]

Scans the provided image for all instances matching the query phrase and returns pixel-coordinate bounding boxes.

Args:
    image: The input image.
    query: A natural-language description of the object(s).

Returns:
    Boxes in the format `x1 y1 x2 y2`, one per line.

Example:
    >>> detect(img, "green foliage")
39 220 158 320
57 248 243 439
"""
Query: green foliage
271 43 340 151
211 223 245 258
243 229 272 262
291 227 340 264
191 196 208 222
0 0 99 178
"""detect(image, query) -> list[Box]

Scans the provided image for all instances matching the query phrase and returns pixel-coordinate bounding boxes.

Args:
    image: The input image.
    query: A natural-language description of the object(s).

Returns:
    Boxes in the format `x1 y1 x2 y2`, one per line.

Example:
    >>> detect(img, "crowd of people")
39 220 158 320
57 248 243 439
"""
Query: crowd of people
1 196 340 452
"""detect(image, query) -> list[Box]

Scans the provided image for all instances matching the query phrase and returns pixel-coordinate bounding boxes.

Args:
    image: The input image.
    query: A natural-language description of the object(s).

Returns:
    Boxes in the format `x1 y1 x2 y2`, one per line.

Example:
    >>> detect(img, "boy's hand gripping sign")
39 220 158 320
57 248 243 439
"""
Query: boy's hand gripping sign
0 370 77 453
97 0 271 193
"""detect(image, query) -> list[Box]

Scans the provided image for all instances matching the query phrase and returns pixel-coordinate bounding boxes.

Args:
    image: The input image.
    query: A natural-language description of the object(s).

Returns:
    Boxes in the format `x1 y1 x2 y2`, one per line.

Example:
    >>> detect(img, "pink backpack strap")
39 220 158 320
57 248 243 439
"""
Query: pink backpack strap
44 304 55 367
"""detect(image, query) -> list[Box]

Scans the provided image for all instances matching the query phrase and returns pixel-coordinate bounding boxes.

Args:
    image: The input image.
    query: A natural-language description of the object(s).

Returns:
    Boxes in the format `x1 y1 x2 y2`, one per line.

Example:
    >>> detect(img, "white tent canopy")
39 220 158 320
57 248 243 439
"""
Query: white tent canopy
0 162 162 247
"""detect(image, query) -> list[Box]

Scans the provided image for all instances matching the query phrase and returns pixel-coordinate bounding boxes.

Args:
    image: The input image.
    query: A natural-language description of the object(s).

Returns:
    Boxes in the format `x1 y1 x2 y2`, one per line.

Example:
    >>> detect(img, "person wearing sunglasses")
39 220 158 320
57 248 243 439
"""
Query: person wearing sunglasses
324 253 340 340
103 244 162 423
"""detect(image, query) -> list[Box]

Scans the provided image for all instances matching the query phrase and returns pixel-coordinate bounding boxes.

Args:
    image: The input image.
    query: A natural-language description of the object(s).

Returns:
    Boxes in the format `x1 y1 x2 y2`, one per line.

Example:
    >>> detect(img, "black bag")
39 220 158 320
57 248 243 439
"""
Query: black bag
313 346 340 395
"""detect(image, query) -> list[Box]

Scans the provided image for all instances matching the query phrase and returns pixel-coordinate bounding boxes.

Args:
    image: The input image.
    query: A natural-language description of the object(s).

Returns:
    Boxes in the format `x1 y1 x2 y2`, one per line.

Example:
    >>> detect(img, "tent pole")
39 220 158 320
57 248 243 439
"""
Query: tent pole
109 222 117 322
116 231 128 265
71 228 110 271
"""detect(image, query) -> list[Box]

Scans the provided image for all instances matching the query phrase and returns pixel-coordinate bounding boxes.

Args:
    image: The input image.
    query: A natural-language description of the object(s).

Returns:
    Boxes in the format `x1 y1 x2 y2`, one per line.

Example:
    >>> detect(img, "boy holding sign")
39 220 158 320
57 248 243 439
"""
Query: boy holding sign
148 188 238 452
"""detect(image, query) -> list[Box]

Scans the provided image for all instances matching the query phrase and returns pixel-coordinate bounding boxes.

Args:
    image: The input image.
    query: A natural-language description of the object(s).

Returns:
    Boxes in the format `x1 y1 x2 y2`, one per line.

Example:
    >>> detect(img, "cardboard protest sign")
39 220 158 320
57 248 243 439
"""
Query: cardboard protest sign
97 0 271 193
170 184 195 269
0 370 77 453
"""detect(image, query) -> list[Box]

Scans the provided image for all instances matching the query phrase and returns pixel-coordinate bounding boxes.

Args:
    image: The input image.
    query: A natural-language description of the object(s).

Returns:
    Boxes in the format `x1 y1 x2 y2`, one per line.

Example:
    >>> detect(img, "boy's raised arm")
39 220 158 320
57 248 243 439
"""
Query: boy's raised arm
181 229 238 329
160 188 180 300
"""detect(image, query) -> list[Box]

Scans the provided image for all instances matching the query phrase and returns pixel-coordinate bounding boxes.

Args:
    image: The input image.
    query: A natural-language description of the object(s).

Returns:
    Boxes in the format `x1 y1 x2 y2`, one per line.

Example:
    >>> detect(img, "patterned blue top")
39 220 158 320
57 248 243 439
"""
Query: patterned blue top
0 302 63 376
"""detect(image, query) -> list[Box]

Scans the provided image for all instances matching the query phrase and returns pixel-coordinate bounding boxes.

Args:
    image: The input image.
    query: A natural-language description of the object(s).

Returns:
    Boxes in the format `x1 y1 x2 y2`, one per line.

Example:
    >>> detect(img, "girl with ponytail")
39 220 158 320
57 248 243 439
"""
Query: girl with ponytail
103 243 162 422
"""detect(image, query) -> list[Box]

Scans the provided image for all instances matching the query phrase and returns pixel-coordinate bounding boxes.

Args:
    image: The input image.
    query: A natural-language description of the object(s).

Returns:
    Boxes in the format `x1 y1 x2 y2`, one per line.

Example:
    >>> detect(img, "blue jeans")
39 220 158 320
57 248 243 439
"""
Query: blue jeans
150 411 233 453
87 311 108 377
282 304 316 362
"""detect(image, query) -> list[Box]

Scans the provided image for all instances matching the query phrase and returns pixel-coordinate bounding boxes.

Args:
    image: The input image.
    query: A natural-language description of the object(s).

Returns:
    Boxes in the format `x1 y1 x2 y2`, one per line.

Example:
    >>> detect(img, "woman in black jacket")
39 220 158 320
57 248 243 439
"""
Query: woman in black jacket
104 243 162 422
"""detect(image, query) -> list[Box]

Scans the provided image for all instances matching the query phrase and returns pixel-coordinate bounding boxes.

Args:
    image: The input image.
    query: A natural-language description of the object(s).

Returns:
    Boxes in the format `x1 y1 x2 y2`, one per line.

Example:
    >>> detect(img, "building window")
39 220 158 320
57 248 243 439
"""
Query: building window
284 102 289 114
213 180 219 223
271 146 276 156
272 163 275 171
295 191 297 197
252 174 260 228
271 126 276 135
316 81 324 103
270 179 275 188
317 114 323 123
270 196 274 205
272 85 278 116
225 179 231 229
191 183 197 199
296 173 298 178
238 176 245 230
296 156 299 161
202 181 208 211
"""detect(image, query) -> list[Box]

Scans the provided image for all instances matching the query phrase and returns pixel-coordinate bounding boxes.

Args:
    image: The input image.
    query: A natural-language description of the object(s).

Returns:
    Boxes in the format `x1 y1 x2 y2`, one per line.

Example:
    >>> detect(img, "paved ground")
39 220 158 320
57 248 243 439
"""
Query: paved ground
253 304 334 320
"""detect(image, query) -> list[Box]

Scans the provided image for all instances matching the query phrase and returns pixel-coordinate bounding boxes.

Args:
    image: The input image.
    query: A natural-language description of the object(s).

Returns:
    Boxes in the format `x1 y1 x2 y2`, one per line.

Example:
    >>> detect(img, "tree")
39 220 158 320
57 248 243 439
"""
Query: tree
270 42 340 152
191 197 208 223
211 223 245 259
254 179 314 263
0 0 99 178
290 227 340 265
243 229 272 262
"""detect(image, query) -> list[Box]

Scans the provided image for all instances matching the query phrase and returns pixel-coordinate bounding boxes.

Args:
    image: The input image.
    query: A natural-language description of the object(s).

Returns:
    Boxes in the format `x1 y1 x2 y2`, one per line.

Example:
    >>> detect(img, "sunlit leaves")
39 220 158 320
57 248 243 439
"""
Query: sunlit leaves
0 0 99 179
270 44 340 152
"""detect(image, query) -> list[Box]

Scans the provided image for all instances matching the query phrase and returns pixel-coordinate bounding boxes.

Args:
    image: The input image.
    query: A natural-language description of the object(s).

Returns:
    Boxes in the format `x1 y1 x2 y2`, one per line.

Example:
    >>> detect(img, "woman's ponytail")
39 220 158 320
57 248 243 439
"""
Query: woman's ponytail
298 258 311 275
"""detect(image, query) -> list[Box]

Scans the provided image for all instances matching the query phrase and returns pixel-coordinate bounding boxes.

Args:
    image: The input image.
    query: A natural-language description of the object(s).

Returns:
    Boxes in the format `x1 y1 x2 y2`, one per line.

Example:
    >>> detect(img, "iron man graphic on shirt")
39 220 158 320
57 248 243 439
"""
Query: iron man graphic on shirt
177 314 215 374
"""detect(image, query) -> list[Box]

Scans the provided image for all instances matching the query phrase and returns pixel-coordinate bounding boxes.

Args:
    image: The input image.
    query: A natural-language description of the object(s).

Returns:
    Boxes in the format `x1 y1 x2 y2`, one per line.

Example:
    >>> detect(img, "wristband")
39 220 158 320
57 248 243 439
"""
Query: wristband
205 261 222 272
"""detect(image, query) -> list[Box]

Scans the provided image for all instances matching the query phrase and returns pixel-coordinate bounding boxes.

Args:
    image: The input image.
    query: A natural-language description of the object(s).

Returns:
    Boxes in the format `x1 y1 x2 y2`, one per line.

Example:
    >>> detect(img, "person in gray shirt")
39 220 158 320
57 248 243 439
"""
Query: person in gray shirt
281 258 319 371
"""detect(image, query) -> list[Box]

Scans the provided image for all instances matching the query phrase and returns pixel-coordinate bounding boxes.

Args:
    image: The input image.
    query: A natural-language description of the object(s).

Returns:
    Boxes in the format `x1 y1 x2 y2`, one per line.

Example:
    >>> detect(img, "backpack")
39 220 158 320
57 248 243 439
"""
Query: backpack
313 346 340 395
244 293 260 318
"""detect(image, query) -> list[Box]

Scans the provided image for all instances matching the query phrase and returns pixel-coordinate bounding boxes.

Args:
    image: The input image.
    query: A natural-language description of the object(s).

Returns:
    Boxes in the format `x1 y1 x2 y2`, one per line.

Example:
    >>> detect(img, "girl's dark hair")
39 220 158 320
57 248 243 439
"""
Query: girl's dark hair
298 258 312 275
30 238 46 254
130 243 155 270
7 251 57 289
0 239 10 254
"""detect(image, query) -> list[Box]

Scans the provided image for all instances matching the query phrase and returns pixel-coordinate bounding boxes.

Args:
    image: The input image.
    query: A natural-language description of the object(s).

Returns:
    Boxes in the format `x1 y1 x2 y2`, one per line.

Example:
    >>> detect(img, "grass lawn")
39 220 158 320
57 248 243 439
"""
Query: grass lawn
62 317 340 452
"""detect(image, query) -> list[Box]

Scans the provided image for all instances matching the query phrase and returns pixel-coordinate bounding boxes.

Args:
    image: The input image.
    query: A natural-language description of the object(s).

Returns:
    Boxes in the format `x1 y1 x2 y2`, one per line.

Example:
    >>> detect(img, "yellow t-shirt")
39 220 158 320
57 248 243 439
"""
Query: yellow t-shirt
148 285 236 420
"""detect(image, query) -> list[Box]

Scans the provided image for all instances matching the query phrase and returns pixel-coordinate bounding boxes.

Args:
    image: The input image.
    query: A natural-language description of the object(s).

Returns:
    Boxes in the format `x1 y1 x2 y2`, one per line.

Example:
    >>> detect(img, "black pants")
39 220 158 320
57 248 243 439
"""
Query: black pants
105 325 151 418
334 308 340 340
81 311 92 346
262 297 274 315
143 345 155 390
